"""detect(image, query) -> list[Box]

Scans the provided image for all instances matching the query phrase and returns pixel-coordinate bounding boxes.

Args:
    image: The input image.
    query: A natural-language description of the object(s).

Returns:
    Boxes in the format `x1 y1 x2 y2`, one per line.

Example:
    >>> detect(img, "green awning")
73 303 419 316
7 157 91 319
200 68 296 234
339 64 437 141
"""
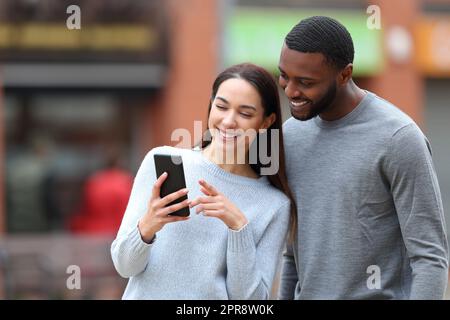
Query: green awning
224 8 384 76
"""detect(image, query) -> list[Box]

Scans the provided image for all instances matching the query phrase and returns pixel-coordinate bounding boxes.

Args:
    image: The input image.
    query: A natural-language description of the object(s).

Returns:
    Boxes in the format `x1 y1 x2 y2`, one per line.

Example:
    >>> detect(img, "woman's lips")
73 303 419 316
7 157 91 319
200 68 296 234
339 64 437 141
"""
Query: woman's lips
217 129 240 142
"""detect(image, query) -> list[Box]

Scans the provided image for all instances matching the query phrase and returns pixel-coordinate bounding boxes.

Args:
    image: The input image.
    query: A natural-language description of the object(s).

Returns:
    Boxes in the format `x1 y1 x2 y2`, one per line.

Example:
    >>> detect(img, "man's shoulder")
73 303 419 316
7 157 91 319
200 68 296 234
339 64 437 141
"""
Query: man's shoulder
362 93 431 152
365 92 416 134
281 92 421 140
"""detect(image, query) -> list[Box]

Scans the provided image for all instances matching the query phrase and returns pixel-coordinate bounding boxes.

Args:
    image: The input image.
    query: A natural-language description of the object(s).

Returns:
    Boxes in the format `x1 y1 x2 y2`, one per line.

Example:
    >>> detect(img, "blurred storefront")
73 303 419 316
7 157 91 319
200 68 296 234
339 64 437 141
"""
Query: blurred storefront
0 0 169 233
416 12 450 245
0 0 218 298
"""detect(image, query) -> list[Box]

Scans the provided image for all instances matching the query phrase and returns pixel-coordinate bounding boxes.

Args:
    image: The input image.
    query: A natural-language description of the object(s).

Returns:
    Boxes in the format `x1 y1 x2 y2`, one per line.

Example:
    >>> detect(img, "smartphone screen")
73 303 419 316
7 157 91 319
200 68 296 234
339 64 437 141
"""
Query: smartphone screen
153 154 190 217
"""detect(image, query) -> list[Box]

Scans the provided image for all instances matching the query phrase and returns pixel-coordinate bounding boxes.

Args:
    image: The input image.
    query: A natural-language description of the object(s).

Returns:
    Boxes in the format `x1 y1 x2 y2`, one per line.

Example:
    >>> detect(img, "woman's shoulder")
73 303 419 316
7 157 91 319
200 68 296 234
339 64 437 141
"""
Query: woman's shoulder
260 184 291 212
246 186 291 227
139 146 199 172
267 192 291 223
145 145 195 158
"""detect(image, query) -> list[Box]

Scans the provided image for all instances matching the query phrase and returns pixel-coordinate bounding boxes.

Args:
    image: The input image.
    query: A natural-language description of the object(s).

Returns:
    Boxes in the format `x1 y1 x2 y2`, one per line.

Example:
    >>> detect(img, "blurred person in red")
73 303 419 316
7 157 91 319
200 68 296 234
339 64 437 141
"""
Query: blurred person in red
68 149 133 235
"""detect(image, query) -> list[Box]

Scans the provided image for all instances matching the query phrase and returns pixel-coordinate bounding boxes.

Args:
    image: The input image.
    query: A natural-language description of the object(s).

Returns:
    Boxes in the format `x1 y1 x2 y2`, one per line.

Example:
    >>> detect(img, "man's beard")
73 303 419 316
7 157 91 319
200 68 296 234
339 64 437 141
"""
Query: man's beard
291 81 337 121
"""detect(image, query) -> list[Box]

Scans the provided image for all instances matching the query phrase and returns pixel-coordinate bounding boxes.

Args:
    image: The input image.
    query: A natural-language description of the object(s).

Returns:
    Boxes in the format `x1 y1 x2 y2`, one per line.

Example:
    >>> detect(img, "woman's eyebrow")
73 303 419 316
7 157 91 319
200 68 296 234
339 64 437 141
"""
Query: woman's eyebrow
215 96 229 104
239 105 256 111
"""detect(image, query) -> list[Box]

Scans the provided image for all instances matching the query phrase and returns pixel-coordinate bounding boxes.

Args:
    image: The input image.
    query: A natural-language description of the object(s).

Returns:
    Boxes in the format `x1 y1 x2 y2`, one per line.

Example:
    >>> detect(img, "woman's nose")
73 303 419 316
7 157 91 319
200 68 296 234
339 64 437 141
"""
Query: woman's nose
221 112 237 127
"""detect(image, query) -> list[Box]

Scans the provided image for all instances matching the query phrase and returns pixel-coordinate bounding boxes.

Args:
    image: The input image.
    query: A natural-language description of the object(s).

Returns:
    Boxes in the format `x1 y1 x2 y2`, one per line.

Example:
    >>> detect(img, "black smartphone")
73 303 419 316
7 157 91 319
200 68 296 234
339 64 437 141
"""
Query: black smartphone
153 154 190 217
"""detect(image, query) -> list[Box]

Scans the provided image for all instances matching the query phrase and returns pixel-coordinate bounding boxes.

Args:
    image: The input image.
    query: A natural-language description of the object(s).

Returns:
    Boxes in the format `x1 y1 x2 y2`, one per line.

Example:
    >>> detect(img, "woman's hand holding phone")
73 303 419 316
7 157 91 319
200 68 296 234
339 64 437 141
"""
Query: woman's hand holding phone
138 172 191 243
189 179 248 231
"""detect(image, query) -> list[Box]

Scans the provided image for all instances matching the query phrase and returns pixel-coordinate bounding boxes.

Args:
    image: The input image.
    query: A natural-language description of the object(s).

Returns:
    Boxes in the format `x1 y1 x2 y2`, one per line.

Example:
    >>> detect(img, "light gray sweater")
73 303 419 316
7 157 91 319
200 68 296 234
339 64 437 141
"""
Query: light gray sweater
111 146 290 299
279 91 449 299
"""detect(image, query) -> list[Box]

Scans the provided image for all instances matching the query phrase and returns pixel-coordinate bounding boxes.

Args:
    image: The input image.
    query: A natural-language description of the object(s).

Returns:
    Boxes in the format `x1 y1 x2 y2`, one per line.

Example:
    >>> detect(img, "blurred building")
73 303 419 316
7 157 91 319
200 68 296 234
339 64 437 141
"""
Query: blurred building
0 0 449 299
0 0 218 299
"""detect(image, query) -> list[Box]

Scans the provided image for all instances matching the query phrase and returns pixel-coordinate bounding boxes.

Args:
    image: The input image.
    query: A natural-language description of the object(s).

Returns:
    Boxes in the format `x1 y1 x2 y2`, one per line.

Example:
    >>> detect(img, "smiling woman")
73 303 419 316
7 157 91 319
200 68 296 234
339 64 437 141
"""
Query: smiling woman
111 63 297 299
205 77 272 169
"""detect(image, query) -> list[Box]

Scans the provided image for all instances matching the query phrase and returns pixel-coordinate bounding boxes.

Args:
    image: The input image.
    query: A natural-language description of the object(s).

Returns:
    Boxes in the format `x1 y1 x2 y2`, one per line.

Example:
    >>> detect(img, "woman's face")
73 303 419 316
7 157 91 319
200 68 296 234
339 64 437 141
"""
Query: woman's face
208 78 275 161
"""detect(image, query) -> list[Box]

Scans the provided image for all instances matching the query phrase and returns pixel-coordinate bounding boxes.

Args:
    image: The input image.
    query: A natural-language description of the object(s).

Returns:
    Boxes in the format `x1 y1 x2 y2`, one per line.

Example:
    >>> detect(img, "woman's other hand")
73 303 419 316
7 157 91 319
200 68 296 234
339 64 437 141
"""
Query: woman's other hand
189 179 248 230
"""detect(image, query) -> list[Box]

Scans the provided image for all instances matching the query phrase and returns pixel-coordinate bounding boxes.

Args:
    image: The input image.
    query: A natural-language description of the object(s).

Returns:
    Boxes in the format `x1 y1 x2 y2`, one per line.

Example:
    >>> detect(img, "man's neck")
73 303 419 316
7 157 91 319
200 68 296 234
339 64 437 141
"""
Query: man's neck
319 81 366 122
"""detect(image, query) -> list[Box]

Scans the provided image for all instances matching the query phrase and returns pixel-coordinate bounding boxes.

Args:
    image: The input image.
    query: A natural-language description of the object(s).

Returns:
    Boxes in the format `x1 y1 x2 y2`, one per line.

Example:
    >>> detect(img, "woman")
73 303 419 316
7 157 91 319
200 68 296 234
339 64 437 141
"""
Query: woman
111 63 296 299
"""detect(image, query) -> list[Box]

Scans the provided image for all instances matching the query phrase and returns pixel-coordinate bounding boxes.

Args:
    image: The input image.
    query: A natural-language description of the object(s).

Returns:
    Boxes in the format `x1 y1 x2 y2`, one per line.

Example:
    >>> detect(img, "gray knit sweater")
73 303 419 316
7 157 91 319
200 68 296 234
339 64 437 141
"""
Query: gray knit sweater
111 146 290 299
279 91 448 299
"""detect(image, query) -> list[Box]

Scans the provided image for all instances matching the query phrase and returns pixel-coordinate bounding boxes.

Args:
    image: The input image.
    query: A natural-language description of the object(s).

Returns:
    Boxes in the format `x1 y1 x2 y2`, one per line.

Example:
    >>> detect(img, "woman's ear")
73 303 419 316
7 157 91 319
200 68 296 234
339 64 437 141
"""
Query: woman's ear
261 113 276 131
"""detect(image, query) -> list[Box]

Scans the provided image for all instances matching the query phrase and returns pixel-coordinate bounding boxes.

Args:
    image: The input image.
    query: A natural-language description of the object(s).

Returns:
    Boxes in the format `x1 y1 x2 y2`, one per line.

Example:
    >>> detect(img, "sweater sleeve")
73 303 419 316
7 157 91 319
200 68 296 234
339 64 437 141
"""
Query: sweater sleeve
277 242 298 300
226 200 290 300
111 150 157 278
385 123 449 299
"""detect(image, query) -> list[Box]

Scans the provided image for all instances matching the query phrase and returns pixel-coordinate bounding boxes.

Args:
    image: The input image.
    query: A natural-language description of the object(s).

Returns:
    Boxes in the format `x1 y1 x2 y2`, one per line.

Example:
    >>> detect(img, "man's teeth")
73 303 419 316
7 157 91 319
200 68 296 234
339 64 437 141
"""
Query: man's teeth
291 101 309 107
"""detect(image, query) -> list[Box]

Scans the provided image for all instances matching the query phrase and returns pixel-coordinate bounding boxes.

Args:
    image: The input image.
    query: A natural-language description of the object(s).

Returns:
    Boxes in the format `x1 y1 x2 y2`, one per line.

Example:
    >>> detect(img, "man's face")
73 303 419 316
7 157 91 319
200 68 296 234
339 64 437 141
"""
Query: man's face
278 44 338 121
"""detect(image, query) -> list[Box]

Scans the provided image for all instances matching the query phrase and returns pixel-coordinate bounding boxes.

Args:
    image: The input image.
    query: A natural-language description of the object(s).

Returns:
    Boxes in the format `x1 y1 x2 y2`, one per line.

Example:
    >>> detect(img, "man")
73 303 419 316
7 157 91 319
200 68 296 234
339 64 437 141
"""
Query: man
277 16 448 299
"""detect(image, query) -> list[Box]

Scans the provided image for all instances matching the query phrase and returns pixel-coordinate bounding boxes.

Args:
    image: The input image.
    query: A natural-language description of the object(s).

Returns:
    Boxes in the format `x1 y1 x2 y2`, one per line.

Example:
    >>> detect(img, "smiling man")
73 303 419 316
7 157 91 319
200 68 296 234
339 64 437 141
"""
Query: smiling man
277 16 448 299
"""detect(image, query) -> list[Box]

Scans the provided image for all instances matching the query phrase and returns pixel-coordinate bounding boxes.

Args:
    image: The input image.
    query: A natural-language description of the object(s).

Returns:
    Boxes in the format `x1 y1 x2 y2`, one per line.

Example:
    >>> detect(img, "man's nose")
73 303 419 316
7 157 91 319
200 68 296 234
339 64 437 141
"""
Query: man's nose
284 81 300 99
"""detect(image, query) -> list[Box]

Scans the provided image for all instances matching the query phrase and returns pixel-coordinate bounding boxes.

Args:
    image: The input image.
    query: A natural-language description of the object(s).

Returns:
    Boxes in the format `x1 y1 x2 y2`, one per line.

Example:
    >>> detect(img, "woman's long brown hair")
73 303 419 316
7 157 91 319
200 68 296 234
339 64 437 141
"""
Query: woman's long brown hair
197 63 297 243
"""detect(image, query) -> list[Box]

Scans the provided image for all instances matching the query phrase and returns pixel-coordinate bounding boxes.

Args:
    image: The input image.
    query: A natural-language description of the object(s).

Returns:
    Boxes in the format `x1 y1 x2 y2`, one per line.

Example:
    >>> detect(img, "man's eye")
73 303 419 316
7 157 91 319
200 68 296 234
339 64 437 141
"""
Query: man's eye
279 74 288 80
301 82 313 87
240 113 252 118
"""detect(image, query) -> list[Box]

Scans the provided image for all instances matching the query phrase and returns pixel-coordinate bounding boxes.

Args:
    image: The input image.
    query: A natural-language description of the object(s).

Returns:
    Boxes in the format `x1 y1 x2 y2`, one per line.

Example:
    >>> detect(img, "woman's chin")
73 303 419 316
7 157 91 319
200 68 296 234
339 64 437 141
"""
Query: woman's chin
211 141 248 159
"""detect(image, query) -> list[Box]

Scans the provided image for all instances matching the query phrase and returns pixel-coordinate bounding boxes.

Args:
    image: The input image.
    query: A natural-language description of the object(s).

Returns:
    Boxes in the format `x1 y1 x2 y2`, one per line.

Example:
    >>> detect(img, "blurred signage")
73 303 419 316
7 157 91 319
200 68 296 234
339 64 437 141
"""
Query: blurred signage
0 0 168 63
225 8 384 76
415 16 450 77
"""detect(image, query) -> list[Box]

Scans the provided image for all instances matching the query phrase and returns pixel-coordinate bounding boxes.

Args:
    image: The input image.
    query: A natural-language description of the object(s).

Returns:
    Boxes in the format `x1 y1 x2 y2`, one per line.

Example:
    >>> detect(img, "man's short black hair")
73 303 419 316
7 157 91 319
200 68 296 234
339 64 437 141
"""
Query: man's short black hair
285 16 355 70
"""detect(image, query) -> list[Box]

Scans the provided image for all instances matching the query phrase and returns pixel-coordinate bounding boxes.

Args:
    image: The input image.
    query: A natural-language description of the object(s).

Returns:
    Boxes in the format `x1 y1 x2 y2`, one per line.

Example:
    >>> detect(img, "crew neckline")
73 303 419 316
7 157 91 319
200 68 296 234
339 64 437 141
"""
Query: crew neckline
313 90 374 129
190 148 270 187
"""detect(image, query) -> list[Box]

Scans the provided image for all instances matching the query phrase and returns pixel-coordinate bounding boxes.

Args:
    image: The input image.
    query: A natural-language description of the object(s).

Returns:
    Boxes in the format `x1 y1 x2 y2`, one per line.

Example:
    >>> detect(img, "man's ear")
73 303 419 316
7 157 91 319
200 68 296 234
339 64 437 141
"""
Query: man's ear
339 63 353 85
261 113 276 131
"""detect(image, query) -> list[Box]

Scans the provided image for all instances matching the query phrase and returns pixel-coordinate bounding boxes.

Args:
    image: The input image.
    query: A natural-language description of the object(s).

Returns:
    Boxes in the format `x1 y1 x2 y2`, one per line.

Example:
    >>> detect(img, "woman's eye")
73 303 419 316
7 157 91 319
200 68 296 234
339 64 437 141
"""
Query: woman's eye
240 113 252 118
216 105 227 110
